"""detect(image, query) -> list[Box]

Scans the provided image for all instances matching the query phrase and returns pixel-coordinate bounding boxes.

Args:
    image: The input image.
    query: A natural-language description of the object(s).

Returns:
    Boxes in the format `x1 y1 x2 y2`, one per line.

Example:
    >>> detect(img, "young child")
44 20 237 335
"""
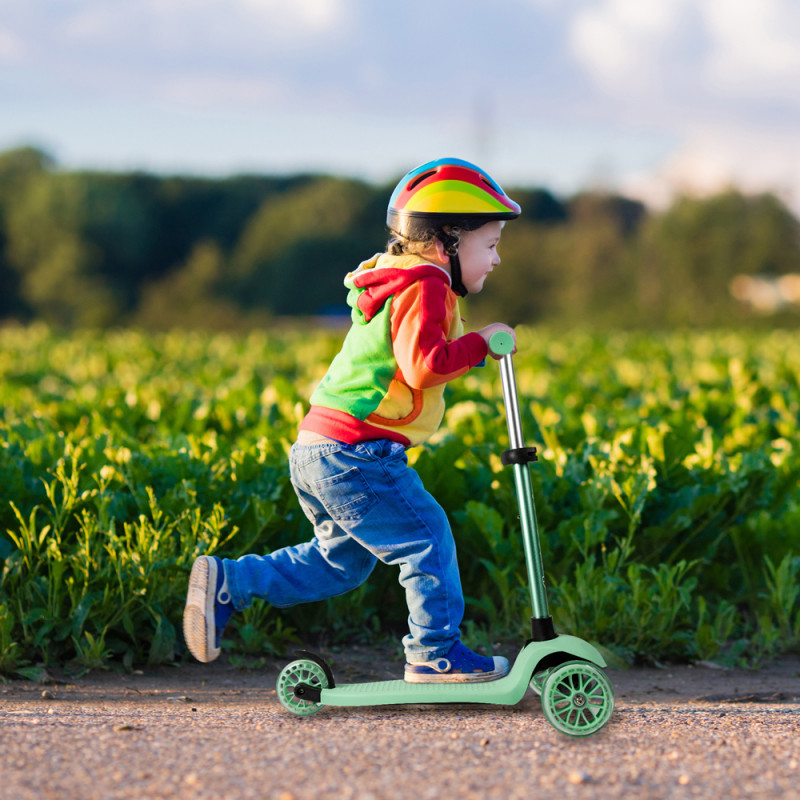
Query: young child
183 157 520 682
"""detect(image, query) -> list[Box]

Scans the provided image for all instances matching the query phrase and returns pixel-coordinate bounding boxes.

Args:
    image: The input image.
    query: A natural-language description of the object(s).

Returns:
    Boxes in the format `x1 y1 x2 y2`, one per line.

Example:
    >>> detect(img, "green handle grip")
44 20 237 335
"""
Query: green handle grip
489 330 515 357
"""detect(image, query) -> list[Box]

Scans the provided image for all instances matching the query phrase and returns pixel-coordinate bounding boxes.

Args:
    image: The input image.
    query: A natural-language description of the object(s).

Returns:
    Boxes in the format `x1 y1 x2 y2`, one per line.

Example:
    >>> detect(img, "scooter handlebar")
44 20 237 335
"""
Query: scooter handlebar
488 330 515 358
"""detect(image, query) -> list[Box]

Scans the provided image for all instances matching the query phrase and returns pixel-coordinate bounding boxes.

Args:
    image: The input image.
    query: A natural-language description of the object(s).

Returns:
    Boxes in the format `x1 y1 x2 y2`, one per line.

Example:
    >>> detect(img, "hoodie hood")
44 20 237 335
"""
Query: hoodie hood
345 253 452 324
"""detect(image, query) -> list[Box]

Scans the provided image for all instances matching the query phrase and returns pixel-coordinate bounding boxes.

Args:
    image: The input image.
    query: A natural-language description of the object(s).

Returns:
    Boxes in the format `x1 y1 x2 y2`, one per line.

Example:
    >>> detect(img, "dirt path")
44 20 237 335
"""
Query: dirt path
1 649 799 800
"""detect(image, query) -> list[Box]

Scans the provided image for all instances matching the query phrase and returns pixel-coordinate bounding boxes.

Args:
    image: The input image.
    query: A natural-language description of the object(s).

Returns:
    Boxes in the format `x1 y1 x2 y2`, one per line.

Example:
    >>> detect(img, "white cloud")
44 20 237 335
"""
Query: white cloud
24 0 352 58
623 123 800 213
567 0 800 208
569 0 800 107
157 75 283 108
701 0 800 98
237 0 344 29
1 0 356 110
0 28 24 61
569 0 686 91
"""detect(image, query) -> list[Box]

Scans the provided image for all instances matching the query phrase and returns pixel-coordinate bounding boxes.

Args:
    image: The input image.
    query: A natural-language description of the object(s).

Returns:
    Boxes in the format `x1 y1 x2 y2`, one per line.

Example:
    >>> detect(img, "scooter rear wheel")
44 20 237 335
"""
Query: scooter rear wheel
277 659 328 716
540 661 614 737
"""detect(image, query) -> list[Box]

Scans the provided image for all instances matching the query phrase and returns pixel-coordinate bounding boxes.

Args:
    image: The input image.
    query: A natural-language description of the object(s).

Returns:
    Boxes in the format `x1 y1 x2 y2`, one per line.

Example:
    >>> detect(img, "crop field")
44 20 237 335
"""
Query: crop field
0 324 798 677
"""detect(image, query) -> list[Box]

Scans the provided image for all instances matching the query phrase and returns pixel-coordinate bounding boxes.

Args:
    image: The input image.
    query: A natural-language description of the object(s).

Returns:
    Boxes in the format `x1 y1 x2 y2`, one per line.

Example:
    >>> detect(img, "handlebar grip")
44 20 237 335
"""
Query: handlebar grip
488 330 515 357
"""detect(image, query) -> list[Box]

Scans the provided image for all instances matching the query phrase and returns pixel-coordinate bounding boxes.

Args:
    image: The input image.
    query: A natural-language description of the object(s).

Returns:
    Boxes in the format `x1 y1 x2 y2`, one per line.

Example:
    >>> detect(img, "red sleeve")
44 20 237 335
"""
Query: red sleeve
389 276 488 389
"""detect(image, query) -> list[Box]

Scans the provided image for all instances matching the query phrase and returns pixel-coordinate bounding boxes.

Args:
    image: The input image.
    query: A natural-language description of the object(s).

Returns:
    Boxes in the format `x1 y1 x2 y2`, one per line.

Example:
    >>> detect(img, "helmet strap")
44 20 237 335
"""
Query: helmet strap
436 231 468 297
449 253 469 297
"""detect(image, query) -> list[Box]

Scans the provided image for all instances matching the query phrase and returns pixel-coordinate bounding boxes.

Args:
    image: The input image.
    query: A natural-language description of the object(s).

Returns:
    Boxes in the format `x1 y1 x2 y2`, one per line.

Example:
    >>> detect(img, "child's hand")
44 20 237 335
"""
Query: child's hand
477 323 517 359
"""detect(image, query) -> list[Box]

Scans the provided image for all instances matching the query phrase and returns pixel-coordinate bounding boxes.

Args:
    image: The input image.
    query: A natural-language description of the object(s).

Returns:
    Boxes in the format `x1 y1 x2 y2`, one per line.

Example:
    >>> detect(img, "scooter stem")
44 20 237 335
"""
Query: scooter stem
492 336 553 636
498 354 550 619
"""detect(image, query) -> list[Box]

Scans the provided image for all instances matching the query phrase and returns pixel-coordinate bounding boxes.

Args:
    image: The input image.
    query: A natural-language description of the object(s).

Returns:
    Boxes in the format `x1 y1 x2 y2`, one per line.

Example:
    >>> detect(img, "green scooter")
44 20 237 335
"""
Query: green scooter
275 332 615 737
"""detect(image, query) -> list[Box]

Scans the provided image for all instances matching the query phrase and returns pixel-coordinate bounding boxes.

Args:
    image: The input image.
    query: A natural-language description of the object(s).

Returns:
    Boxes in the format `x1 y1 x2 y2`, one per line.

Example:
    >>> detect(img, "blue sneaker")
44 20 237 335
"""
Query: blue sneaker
183 555 235 663
404 640 509 683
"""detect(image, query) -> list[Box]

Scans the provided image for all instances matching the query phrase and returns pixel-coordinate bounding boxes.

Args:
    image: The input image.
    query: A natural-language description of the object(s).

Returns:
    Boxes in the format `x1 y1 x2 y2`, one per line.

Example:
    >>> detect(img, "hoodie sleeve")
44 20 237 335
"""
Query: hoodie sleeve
390 276 488 389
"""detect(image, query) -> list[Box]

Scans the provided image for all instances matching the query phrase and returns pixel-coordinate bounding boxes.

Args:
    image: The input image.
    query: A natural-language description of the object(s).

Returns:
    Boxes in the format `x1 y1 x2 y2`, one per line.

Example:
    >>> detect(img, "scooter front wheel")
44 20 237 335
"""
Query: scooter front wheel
540 661 614 737
277 659 328 716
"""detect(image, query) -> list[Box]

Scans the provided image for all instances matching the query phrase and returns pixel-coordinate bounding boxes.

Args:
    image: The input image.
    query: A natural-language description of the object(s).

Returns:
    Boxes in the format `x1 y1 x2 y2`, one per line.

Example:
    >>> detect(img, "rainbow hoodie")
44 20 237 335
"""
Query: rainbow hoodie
299 252 489 448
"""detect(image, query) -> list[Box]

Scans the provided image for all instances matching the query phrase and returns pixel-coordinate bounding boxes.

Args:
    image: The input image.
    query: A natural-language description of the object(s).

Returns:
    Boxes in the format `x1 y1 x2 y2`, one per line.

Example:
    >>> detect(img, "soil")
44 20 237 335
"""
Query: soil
1 646 799 800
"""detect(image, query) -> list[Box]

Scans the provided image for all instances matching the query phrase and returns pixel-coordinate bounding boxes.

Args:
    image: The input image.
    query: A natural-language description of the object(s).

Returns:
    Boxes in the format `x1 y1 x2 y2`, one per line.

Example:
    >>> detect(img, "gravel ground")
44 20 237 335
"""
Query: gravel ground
1 648 799 800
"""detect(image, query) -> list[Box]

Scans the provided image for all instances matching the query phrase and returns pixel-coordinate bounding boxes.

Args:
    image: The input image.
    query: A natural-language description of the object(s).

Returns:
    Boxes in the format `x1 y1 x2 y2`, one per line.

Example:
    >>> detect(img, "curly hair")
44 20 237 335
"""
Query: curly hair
386 225 465 257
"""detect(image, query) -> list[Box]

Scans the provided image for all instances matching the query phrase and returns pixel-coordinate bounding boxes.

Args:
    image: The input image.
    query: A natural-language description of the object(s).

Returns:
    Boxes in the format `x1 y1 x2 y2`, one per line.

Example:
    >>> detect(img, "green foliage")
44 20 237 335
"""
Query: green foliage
228 176 386 315
0 150 317 327
762 553 800 647
550 548 699 663
1 147 799 329
3 169 158 326
0 324 798 673
632 191 800 326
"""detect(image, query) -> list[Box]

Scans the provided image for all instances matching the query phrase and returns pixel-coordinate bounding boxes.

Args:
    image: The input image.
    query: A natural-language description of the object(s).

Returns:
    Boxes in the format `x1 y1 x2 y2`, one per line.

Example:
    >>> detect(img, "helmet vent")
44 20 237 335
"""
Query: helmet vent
407 170 436 191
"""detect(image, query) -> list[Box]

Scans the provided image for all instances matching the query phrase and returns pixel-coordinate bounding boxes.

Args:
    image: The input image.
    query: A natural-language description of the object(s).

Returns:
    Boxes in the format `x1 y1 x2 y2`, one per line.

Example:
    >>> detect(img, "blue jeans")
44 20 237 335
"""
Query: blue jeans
224 439 464 661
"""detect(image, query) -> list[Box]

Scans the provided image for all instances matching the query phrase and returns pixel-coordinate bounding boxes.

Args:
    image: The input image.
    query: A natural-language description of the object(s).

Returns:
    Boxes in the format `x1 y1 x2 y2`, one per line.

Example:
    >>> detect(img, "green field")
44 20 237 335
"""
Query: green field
1 324 798 676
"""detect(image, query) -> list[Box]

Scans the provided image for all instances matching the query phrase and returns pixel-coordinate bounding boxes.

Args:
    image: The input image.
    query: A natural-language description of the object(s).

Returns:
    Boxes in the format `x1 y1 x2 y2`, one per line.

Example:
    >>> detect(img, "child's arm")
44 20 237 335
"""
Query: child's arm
391 277 508 388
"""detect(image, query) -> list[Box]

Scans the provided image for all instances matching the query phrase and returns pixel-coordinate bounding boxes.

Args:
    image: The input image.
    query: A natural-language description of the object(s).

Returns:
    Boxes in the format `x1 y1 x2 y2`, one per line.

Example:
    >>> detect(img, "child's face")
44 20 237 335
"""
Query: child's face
457 221 503 294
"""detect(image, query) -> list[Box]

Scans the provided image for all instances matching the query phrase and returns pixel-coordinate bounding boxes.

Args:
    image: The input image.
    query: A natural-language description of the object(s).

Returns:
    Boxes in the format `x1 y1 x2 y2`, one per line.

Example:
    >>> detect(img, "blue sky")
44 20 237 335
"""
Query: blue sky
2 0 800 210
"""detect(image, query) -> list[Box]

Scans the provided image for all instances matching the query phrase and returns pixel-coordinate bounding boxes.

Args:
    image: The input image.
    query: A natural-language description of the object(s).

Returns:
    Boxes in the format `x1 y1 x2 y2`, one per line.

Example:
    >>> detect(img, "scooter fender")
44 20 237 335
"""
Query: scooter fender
520 633 607 674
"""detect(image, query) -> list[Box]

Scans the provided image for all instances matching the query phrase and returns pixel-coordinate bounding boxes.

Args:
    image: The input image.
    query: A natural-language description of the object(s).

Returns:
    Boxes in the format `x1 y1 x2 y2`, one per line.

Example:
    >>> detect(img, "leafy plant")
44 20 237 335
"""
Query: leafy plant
1 325 798 671
763 553 800 647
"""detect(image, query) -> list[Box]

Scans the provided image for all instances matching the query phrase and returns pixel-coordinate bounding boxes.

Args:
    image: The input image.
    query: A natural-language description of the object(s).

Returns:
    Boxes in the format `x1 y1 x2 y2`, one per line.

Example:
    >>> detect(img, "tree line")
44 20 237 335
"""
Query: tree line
1 146 799 330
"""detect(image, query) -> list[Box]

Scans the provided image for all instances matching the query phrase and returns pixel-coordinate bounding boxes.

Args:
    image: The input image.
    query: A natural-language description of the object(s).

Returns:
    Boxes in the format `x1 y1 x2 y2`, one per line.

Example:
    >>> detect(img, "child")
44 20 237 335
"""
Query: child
183 157 520 682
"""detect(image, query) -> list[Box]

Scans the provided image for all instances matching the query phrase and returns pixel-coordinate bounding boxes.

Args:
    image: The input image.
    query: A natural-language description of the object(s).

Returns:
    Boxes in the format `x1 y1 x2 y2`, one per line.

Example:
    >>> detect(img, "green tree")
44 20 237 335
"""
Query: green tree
471 221 560 326
229 177 385 315
475 192 643 327
0 148 54 318
4 171 122 327
555 193 643 325
2 143 799 331
135 240 244 329
513 187 568 225
635 190 800 326
154 173 312 273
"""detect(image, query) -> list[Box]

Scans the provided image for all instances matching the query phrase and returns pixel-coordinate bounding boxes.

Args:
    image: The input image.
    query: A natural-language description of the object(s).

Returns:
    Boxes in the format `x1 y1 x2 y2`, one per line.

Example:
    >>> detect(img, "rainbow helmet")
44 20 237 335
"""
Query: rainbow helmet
387 157 521 238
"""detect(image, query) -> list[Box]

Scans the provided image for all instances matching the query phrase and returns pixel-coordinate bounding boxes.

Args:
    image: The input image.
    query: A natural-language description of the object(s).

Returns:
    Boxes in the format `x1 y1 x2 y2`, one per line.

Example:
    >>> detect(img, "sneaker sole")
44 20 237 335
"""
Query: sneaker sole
183 556 220 663
404 657 510 684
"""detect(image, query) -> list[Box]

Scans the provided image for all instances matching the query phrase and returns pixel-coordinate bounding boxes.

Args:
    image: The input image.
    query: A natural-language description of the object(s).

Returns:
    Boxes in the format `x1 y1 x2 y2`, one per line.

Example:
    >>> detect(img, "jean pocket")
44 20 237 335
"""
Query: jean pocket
315 466 378 521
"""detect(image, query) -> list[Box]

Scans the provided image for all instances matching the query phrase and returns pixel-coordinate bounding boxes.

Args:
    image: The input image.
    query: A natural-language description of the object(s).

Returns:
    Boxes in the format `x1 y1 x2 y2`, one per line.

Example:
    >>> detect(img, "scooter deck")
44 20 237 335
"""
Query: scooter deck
318 634 606 707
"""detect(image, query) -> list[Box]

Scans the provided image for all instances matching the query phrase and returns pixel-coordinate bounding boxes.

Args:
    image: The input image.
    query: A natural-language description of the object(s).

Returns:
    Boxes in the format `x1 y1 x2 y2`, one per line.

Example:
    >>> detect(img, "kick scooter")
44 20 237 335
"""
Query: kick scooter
276 331 615 737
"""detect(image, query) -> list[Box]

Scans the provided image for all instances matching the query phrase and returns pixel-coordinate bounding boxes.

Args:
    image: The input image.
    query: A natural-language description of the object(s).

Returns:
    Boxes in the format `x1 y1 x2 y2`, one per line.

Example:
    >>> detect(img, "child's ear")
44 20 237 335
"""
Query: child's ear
433 238 450 264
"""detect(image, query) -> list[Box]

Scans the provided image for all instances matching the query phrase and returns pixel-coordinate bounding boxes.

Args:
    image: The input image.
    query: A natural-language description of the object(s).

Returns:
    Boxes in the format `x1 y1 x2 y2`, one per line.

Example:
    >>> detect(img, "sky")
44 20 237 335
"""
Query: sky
2 0 800 212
